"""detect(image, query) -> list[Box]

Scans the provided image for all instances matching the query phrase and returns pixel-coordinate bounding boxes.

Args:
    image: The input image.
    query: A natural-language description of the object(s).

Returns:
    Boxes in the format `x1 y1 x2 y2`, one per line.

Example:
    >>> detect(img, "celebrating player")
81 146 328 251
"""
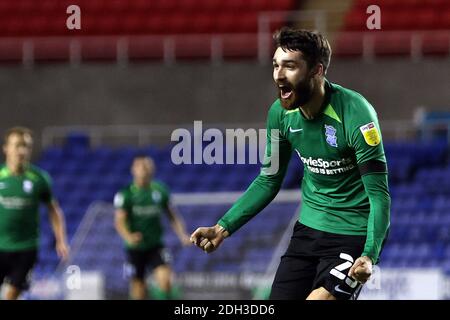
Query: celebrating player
190 28 391 300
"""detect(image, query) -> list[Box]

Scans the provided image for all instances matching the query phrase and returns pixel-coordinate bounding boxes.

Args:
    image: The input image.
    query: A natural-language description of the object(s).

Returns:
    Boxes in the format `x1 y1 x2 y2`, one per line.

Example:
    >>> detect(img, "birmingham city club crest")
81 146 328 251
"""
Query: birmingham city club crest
324 124 338 147
152 190 162 203
23 180 33 193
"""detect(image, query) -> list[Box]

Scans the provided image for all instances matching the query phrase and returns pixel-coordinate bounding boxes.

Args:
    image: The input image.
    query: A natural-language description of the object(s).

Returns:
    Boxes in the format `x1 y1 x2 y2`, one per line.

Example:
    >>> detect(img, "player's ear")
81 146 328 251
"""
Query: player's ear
312 64 324 78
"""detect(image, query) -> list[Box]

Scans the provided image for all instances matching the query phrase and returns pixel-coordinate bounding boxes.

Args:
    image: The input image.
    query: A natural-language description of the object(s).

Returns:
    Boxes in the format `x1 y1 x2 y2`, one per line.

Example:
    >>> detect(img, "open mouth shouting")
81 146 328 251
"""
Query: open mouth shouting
279 84 293 100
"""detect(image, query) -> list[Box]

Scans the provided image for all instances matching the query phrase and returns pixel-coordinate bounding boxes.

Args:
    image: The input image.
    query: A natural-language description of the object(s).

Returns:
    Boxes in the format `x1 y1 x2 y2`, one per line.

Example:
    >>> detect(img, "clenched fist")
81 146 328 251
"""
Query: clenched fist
190 224 229 253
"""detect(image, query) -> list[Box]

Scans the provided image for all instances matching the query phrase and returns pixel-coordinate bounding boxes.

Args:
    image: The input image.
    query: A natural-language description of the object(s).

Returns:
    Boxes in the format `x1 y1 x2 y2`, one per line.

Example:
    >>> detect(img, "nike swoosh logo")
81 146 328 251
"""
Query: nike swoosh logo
334 285 351 295
289 127 303 133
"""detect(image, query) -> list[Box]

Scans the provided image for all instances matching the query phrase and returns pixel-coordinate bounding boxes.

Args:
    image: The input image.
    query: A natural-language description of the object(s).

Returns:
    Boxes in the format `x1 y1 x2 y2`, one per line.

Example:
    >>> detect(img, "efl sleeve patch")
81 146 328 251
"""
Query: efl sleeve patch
359 122 381 146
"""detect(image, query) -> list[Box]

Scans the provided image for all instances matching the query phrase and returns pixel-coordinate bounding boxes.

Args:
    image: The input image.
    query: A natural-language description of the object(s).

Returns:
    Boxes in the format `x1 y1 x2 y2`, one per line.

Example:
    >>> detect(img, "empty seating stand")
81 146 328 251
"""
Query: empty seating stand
0 0 298 62
31 133 450 283
336 0 450 57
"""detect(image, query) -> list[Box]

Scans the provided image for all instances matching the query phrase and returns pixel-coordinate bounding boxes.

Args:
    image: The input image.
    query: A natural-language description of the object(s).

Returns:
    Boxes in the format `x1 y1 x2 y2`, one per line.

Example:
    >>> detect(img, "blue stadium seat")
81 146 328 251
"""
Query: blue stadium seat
33 138 450 284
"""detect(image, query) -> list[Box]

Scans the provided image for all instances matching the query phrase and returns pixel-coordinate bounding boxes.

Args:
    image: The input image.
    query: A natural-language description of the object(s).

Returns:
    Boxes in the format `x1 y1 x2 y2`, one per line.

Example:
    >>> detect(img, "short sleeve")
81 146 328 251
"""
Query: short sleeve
40 171 53 204
114 190 130 211
156 182 171 209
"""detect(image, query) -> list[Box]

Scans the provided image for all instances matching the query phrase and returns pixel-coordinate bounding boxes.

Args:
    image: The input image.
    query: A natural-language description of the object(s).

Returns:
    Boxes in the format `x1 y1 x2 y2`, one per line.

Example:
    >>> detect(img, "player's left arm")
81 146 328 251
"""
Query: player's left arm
166 203 191 246
47 200 70 261
41 171 69 261
346 96 391 282
349 171 390 282
161 184 191 246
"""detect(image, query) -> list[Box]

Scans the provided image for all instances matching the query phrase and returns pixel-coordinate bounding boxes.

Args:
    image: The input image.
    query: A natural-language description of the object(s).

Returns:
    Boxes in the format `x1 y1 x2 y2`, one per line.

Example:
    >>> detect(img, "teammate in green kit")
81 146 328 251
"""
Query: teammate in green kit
190 28 391 300
0 127 69 300
114 155 191 300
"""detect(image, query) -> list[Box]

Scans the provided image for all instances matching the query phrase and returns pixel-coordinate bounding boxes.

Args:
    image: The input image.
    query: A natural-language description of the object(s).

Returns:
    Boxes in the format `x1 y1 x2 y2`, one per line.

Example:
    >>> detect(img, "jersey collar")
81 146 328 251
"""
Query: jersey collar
131 182 152 192
0 164 31 178
298 78 333 122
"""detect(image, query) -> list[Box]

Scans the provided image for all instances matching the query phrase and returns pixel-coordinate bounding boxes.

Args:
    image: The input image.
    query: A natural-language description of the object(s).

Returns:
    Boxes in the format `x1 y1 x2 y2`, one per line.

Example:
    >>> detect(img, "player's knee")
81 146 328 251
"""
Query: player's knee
154 266 172 291
5 285 22 300
157 274 171 292
306 287 336 300
130 279 146 300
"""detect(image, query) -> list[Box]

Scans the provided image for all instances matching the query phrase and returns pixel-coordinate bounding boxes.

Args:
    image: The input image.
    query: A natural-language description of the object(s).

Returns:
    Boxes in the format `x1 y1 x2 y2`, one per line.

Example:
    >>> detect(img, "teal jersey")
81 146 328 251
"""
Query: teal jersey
0 164 53 251
218 79 390 262
279 80 386 235
114 180 170 250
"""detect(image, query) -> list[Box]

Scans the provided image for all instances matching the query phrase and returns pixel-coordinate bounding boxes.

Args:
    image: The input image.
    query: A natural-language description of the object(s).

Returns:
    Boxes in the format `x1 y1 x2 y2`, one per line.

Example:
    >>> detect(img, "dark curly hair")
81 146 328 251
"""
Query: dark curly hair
273 27 332 74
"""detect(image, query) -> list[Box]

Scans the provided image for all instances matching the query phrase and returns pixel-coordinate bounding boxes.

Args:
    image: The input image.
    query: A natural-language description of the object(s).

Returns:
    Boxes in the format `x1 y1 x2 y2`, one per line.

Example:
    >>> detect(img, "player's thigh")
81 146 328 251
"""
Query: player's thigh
126 249 148 280
0 251 11 286
153 264 172 285
270 222 320 300
270 254 317 300
150 248 173 284
313 240 365 300
6 249 38 290
270 223 321 299
306 286 337 300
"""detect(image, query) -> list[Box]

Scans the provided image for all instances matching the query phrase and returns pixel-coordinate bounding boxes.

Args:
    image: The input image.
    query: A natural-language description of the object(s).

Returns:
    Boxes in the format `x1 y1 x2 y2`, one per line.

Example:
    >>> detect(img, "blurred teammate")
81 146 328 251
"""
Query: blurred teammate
191 28 390 300
0 127 69 300
114 155 191 300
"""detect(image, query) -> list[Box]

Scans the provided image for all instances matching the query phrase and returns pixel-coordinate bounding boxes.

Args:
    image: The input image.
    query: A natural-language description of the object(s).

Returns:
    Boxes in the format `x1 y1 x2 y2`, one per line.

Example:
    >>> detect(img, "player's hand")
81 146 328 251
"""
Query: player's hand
56 240 70 261
127 232 143 245
348 256 373 283
190 224 228 253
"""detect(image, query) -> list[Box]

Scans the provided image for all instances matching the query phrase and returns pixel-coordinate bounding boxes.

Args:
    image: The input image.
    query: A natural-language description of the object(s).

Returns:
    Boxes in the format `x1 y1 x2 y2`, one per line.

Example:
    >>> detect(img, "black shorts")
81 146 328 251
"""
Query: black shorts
270 222 367 300
125 246 171 280
0 249 38 290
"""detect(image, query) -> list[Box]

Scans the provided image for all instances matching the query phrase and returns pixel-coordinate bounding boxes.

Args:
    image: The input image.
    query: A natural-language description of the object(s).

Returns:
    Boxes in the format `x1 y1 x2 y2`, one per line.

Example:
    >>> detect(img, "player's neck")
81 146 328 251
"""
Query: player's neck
299 81 325 120
134 179 150 188
6 160 26 175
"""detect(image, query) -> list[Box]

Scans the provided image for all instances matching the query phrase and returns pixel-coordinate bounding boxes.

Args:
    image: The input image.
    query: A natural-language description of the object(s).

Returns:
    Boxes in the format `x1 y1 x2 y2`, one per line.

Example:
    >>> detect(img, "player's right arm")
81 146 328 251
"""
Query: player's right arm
191 102 292 252
190 224 229 253
47 200 70 261
114 191 142 245
40 170 70 261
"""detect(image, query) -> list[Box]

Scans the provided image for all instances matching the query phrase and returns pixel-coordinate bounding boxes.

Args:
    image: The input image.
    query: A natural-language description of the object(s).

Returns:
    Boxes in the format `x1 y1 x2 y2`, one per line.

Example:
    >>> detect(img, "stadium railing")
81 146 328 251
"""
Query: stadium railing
1 30 448 66
1 9 448 65
41 119 424 150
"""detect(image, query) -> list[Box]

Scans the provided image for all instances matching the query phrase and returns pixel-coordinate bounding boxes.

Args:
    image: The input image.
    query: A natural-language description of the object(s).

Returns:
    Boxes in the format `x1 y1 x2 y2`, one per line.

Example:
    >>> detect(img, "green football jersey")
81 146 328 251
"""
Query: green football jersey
275 80 387 235
218 79 390 261
0 164 53 251
114 180 170 250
